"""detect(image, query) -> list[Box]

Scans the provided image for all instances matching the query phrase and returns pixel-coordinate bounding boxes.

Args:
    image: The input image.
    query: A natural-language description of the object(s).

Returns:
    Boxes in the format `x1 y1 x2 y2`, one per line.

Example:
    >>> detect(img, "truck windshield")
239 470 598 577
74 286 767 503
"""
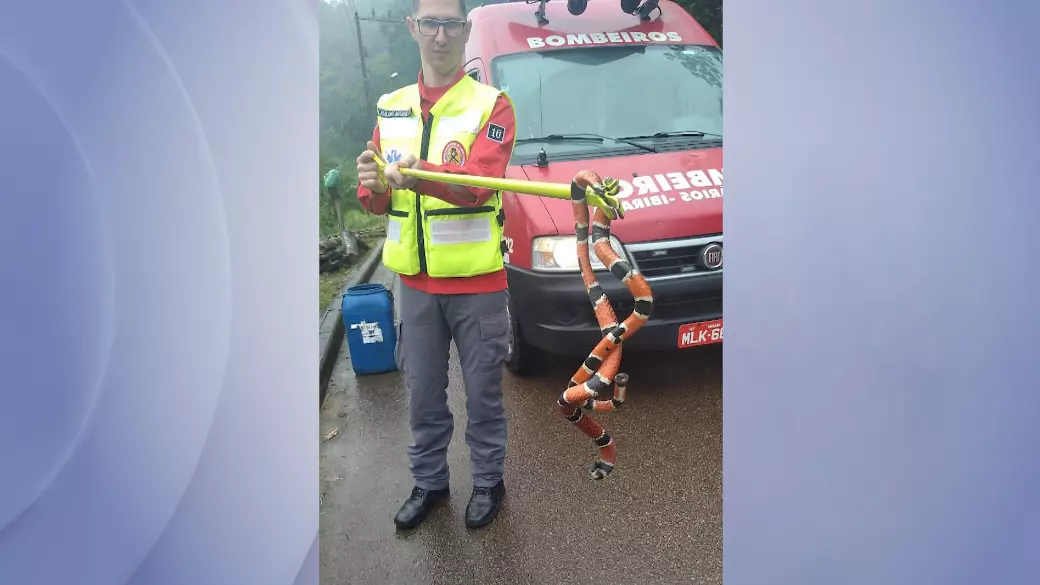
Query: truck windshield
491 44 722 159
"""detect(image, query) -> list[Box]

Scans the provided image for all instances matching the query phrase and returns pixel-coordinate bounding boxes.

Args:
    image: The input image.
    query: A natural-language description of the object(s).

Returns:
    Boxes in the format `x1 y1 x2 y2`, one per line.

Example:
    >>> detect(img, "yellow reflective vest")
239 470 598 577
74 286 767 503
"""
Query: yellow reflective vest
376 75 515 278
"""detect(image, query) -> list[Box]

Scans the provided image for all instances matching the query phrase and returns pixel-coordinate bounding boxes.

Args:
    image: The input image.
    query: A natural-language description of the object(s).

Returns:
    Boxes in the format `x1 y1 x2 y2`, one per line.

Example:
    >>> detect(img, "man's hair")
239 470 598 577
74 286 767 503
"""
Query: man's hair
412 0 468 17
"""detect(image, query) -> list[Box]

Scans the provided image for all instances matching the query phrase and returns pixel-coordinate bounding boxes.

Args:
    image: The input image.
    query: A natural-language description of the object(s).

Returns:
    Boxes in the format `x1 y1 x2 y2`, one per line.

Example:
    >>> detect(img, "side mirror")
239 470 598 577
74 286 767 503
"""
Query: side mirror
567 0 589 16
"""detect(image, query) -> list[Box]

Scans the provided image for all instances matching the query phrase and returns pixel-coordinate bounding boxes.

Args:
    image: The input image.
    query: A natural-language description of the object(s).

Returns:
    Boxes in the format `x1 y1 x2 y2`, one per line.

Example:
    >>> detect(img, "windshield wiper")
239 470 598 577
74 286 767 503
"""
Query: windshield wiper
516 133 656 153
516 134 601 144
620 130 721 140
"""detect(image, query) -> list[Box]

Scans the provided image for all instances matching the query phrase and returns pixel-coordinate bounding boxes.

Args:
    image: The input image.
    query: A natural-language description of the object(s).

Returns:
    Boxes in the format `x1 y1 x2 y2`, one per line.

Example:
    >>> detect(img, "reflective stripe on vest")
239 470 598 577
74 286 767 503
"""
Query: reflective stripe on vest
375 76 514 278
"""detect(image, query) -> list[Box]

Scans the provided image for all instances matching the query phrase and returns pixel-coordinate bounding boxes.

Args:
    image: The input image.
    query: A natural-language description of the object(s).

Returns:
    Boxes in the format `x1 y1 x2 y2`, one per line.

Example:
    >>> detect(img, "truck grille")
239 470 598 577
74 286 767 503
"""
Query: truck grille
625 235 723 280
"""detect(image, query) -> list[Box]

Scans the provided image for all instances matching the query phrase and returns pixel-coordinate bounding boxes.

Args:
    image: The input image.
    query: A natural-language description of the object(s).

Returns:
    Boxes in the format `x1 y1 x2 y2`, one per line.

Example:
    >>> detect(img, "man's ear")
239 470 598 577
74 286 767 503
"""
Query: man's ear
462 21 472 44
406 16 418 40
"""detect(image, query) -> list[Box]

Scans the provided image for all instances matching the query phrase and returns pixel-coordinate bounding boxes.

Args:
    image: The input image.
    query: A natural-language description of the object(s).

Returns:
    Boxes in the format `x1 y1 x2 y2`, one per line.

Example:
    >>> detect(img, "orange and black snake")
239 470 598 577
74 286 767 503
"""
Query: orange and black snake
555 170 654 480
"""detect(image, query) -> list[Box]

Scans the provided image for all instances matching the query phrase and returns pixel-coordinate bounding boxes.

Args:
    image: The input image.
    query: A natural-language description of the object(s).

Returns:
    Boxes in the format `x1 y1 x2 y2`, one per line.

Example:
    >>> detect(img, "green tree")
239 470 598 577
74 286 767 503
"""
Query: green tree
675 0 722 46
319 0 419 236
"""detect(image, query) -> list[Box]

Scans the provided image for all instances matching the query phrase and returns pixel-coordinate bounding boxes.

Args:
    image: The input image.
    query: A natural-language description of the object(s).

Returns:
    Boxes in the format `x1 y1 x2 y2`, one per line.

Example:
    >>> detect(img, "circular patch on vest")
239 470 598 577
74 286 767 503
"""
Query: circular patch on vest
442 141 467 166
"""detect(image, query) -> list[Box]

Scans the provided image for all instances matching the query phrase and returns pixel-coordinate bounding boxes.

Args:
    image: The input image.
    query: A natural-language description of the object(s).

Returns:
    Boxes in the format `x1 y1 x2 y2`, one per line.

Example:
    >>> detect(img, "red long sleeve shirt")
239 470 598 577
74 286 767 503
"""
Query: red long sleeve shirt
357 69 517 295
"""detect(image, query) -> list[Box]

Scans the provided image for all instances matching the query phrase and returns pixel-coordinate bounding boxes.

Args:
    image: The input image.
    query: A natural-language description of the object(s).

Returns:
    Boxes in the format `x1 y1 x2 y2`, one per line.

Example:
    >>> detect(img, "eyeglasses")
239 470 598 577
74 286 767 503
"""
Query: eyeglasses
416 18 467 38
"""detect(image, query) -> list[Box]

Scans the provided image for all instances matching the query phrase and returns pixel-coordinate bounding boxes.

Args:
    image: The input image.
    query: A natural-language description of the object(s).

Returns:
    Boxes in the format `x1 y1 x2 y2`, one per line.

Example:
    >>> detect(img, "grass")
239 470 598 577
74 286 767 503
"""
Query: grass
318 206 386 315
344 209 386 231
319 209 387 239
319 265 353 315
318 235 383 315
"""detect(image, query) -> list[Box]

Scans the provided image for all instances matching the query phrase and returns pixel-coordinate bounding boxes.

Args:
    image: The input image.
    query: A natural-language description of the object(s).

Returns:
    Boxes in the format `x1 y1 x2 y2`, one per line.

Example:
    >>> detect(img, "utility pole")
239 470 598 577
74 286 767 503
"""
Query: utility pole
346 1 407 108
351 3 373 105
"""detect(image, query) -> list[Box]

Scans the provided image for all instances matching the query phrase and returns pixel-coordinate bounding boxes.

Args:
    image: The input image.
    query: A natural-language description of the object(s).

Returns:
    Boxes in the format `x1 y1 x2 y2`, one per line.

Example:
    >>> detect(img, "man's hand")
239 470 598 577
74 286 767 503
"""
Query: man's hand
384 154 422 192
357 141 388 193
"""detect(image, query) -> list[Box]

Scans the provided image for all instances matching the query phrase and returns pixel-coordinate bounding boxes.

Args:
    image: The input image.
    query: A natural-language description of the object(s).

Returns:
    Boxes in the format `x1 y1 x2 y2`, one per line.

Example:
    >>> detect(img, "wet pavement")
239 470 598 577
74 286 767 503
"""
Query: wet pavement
319 264 722 585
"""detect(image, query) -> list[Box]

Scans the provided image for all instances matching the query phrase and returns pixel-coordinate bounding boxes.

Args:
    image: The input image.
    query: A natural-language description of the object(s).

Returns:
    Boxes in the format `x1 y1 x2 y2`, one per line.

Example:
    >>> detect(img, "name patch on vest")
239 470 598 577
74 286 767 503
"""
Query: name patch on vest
442 141 467 166
377 107 413 118
487 123 506 143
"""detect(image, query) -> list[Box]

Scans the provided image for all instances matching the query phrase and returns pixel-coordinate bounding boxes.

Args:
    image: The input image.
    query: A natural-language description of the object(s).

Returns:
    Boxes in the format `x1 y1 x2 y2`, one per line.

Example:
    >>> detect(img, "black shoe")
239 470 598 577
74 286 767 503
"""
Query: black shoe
464 480 505 529
393 486 449 529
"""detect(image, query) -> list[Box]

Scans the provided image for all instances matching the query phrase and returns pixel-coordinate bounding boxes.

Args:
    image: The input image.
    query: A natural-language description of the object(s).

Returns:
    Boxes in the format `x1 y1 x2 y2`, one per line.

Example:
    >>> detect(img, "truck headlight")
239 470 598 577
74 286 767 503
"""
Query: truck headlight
531 235 630 272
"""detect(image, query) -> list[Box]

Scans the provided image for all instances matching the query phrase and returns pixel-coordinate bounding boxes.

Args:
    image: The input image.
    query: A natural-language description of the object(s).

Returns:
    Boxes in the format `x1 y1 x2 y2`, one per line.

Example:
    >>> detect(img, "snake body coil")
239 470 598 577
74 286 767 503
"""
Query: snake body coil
555 170 654 480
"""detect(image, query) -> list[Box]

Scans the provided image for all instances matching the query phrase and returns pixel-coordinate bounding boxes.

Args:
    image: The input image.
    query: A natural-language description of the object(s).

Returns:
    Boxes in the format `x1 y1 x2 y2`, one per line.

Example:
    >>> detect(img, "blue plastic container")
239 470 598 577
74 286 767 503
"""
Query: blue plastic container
341 283 398 375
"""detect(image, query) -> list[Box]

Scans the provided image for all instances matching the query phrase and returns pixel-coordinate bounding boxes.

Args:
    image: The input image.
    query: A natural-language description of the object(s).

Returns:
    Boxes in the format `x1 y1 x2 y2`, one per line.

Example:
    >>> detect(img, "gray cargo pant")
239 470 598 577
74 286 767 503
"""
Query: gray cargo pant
395 283 510 490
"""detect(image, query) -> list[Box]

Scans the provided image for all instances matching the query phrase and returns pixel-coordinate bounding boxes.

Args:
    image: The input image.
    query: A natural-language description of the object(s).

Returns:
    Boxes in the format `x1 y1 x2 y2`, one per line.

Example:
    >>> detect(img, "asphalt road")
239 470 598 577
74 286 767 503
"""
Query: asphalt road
319 264 722 585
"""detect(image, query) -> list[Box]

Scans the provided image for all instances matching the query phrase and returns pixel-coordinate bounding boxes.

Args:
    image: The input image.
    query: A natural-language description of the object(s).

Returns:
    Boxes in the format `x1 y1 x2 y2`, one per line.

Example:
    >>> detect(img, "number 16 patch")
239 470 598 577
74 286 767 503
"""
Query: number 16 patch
486 123 506 143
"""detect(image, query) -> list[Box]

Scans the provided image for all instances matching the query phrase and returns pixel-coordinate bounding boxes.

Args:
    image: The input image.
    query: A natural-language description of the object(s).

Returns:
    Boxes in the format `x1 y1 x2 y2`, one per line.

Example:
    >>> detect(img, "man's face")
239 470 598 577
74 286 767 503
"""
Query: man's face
408 0 470 78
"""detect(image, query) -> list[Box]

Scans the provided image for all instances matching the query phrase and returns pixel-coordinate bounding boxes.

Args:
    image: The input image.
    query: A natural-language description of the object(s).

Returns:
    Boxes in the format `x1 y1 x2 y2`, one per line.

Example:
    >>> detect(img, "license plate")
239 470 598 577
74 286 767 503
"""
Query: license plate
677 319 723 348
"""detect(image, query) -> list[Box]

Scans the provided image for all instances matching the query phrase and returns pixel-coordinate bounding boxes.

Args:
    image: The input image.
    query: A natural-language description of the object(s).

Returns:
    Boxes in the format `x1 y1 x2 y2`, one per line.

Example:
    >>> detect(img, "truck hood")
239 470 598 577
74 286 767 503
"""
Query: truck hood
517 147 723 243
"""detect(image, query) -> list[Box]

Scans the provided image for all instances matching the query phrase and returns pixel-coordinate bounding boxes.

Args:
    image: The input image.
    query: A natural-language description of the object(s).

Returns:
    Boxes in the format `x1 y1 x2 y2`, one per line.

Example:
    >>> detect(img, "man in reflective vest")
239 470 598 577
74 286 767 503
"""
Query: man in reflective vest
355 0 517 531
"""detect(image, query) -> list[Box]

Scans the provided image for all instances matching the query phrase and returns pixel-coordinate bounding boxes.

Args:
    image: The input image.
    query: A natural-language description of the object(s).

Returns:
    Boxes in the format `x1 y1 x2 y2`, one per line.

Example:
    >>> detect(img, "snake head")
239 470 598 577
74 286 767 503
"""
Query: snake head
603 177 625 219
586 178 625 220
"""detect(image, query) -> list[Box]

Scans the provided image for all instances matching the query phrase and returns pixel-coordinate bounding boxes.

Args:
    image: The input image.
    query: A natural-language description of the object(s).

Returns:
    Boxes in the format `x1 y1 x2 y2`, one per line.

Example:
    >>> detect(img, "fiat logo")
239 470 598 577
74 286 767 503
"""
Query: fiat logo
701 243 723 270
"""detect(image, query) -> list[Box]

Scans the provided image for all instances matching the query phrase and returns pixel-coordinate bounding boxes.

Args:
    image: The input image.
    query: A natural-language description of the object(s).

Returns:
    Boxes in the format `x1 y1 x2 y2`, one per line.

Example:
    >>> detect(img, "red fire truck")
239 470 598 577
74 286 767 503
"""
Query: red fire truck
463 0 723 374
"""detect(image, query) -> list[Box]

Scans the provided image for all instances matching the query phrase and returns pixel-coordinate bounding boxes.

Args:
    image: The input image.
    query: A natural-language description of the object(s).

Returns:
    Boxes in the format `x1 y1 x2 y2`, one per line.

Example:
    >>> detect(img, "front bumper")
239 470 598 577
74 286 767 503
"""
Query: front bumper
506 265 723 356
